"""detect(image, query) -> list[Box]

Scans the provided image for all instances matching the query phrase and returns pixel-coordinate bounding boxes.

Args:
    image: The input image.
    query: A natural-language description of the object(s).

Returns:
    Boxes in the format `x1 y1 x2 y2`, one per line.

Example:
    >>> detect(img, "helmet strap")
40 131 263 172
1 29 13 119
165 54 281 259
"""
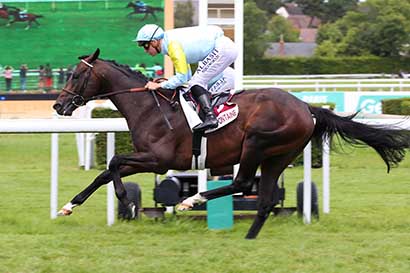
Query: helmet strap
154 40 161 54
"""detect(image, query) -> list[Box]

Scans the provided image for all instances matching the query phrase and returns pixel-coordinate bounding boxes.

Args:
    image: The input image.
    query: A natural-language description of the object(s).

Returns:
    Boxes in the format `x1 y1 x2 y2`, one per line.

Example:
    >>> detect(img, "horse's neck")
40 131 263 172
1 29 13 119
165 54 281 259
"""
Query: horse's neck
110 92 152 122
102 73 151 123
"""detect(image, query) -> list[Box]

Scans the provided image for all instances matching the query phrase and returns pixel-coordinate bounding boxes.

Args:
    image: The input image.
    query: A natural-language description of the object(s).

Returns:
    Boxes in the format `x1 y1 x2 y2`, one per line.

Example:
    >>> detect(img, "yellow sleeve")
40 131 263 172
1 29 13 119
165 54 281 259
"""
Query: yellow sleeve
167 40 189 75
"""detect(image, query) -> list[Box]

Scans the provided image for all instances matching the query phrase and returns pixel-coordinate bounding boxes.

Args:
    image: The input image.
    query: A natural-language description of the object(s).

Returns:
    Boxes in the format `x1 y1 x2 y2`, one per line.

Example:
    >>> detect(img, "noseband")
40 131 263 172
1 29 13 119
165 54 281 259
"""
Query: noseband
62 59 96 107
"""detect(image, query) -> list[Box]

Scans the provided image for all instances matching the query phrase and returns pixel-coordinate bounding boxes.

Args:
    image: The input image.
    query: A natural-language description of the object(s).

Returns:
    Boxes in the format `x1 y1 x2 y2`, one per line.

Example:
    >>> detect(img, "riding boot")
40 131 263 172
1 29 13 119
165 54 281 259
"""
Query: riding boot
191 85 219 132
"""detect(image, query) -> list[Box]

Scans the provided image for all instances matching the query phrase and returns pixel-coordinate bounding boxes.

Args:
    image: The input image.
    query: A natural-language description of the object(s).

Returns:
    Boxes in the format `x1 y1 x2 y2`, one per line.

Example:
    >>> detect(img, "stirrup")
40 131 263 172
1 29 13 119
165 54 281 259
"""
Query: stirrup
193 118 218 132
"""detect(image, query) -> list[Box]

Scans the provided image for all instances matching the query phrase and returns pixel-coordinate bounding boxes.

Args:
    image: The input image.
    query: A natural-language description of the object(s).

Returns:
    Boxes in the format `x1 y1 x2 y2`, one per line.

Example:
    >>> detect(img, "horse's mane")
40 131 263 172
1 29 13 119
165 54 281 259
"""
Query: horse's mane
78 55 148 81
103 59 148 81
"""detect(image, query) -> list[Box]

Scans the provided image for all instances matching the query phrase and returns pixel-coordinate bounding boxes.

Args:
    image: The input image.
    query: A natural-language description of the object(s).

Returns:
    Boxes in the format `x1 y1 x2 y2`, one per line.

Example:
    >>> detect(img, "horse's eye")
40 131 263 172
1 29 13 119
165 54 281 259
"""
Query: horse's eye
72 73 79 79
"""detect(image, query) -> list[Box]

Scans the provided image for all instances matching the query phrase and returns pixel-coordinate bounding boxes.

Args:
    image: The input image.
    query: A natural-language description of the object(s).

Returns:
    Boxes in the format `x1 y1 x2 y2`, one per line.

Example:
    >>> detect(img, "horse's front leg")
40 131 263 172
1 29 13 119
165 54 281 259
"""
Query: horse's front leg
141 13 149 21
107 152 164 218
58 165 137 216
151 12 157 22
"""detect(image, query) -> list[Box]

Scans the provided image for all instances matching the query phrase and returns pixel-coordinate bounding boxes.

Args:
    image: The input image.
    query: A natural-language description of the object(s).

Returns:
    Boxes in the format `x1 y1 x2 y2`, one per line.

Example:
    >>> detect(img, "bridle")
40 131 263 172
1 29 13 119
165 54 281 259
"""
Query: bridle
61 58 177 107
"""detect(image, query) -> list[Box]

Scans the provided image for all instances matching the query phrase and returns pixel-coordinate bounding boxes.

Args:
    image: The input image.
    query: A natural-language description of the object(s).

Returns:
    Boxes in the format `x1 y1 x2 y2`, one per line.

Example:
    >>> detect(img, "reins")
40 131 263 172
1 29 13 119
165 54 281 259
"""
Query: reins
61 63 177 106
61 60 177 130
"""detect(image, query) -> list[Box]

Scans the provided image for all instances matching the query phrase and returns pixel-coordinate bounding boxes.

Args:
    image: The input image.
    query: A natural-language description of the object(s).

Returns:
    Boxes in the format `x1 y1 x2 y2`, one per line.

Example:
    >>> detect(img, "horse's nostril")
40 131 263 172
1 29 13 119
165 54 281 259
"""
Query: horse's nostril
53 103 61 111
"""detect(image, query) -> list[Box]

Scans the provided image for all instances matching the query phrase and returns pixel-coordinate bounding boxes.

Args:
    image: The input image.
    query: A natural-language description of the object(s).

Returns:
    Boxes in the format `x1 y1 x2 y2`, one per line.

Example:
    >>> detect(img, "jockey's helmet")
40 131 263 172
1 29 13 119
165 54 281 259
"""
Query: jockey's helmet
133 24 164 43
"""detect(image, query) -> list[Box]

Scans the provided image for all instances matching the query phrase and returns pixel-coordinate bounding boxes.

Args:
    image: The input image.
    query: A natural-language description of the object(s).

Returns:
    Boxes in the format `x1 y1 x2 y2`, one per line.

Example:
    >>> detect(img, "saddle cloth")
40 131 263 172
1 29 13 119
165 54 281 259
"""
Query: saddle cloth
178 89 240 169
180 90 239 133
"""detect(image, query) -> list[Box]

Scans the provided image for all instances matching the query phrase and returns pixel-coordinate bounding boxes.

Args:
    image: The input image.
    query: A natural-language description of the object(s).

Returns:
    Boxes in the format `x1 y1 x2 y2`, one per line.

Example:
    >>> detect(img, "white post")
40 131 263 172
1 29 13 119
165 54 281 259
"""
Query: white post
198 169 208 193
106 133 115 226
322 135 330 213
233 164 240 179
199 0 208 26
303 141 312 224
75 133 85 167
84 133 94 170
234 0 244 91
50 133 59 219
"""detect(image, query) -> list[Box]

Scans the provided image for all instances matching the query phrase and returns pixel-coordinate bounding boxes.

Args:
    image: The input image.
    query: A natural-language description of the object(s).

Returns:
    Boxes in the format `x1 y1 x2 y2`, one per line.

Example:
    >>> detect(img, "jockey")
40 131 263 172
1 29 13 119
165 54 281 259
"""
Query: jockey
133 24 238 132
134 0 146 10
18 9 27 18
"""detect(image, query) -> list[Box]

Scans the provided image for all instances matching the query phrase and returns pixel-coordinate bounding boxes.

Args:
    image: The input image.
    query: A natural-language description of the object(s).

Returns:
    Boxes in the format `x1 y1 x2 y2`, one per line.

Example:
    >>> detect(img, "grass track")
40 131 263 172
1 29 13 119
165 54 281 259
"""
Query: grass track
0 1 163 68
0 134 409 272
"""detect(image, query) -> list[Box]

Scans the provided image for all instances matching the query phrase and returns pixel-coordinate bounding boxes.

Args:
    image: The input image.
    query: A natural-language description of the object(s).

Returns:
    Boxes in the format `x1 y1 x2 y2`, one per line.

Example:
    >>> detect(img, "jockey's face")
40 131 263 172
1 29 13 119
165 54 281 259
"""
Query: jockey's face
143 40 160 56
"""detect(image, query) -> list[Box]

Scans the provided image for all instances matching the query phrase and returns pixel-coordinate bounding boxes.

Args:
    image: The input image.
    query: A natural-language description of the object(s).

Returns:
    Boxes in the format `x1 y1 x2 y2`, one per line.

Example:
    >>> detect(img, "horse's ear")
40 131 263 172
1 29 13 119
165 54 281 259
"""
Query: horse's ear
89 48 100 62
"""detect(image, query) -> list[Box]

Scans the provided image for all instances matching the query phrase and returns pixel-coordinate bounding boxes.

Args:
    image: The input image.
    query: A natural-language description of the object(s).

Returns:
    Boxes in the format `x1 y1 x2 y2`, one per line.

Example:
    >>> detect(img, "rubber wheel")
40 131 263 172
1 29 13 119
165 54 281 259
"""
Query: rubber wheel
296 181 319 218
118 182 142 220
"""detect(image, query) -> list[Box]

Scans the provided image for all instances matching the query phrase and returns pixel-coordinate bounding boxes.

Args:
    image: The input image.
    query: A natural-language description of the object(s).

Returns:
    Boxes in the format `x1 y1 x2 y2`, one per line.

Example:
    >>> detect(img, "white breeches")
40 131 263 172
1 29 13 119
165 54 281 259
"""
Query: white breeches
189 35 238 93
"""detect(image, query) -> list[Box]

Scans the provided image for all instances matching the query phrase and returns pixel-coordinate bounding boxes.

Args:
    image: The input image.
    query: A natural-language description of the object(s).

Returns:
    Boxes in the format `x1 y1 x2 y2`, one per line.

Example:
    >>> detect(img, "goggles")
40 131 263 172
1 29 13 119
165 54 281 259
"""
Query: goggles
138 41 151 50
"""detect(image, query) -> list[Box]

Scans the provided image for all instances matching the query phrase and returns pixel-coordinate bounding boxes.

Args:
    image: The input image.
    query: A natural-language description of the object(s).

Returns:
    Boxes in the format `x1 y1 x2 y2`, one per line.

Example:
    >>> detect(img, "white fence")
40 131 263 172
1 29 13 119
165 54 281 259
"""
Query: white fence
243 78 410 92
0 116 335 225
1 116 409 225
0 117 129 226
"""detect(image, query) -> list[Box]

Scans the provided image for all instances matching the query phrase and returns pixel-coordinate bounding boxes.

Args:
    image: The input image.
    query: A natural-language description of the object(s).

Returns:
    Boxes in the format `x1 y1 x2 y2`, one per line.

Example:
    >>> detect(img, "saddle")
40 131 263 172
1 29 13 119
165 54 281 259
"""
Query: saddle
181 89 242 133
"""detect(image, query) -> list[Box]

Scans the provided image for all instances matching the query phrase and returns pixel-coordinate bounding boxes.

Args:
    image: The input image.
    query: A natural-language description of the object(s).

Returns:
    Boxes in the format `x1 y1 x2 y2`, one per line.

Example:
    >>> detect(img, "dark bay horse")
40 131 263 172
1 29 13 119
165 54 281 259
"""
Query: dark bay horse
53 49 410 239
0 5 18 24
125 2 163 21
8 9 43 29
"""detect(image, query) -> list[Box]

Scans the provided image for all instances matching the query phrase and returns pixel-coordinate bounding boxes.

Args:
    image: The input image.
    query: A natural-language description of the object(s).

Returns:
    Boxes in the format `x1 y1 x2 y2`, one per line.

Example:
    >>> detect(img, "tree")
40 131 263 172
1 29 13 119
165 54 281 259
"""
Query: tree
267 15 300 42
295 0 325 20
174 0 194 28
315 0 410 57
244 1 269 64
254 0 287 15
321 0 359 23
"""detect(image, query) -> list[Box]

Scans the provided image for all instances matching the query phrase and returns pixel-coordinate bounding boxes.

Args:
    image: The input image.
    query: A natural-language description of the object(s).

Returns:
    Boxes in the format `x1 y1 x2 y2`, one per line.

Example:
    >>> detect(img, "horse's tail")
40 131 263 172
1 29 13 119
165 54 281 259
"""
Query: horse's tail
153 7 164 11
309 105 410 172
36 14 43 18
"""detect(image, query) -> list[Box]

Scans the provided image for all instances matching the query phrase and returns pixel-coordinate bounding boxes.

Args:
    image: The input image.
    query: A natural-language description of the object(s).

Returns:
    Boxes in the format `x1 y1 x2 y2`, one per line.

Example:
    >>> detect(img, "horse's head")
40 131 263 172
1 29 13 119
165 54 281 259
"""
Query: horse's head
53 48 102 116
126 2 133 8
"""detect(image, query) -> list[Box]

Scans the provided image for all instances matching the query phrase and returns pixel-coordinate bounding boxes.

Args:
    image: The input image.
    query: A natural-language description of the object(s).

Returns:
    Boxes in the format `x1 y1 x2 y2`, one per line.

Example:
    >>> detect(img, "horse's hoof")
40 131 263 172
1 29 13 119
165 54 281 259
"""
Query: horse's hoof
127 203 136 219
57 208 72 216
176 202 193 211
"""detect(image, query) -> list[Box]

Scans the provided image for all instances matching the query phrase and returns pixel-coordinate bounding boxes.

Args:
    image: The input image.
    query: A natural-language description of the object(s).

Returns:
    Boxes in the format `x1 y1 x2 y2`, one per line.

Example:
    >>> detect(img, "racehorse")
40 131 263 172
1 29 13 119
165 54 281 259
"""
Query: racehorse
8 9 43 30
53 49 410 239
125 2 163 21
0 5 18 24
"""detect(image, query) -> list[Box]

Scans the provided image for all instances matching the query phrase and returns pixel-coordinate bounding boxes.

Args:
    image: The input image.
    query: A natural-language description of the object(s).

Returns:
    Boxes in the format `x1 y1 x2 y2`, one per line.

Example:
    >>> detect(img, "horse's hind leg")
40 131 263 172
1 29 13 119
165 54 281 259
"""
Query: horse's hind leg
178 155 259 210
245 153 299 239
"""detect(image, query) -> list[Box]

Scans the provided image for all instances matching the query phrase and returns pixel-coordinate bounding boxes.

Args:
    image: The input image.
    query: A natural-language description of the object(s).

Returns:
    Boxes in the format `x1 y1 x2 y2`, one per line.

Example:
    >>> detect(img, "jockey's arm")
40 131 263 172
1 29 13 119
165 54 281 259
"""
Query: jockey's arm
160 41 191 90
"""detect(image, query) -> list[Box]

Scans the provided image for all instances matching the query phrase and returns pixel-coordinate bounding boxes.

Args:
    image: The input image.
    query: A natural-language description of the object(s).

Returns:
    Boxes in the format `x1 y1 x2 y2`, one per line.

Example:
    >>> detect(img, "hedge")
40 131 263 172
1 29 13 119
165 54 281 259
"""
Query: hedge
381 98 410 115
92 108 133 168
245 56 410 75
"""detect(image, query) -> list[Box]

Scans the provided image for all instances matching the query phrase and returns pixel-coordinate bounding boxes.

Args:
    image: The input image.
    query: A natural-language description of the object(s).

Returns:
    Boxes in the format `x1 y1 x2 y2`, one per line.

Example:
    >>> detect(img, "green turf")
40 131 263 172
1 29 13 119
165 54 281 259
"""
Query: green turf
0 1 163 69
0 133 409 272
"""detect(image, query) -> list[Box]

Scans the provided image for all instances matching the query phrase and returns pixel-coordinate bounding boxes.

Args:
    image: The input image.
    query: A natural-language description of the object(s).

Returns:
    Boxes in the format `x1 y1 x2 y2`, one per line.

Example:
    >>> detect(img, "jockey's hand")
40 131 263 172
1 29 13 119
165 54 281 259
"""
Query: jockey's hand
145 81 161 90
